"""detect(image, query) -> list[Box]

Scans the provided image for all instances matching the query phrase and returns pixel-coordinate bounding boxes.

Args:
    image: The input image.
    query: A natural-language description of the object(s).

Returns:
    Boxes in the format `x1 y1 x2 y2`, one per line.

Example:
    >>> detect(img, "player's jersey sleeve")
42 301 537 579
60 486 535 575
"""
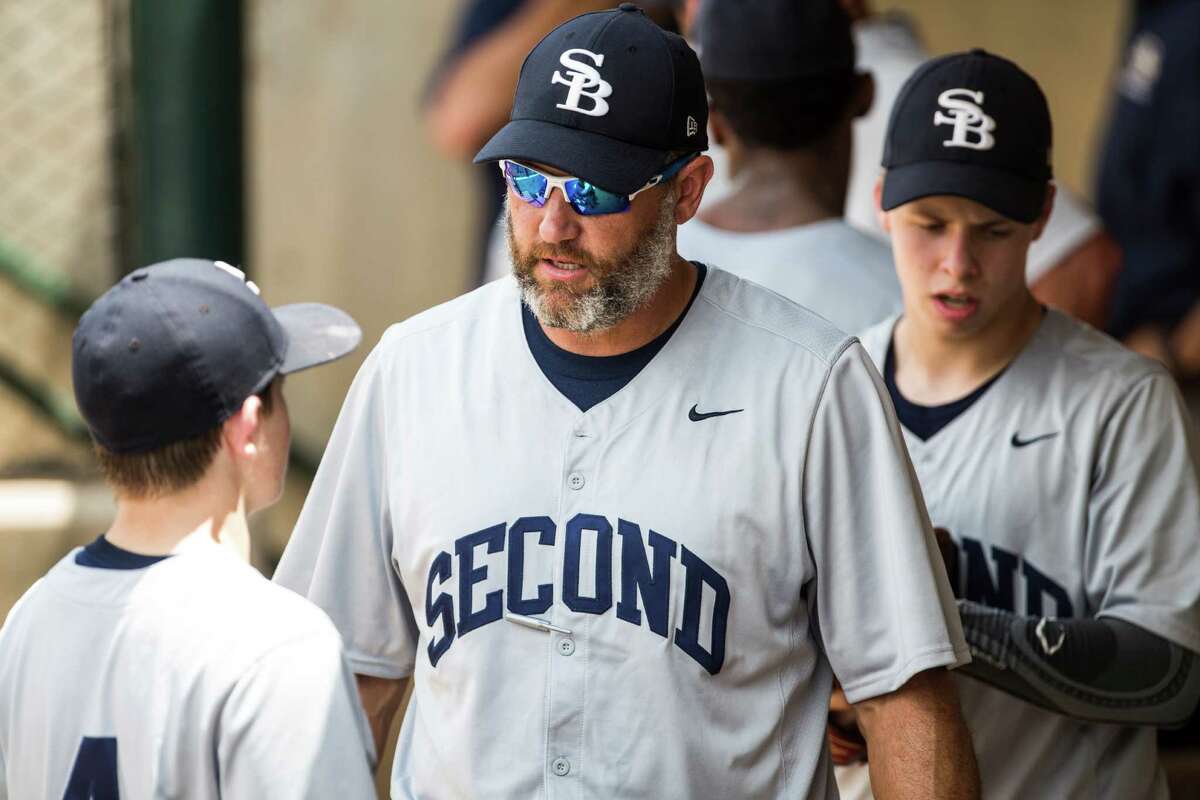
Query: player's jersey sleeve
274 342 420 678
803 341 969 703
1087 371 1200 652
217 630 376 798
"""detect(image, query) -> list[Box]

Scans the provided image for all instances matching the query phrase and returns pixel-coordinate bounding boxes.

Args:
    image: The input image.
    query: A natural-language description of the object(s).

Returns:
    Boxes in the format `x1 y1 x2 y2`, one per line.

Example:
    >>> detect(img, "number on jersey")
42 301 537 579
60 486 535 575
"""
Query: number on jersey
63 737 118 799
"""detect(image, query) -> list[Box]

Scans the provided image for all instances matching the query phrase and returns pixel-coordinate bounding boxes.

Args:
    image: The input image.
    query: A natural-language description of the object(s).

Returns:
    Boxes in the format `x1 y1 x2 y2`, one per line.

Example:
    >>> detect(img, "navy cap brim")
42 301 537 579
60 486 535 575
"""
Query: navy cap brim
474 118 670 195
881 161 1047 224
272 303 362 374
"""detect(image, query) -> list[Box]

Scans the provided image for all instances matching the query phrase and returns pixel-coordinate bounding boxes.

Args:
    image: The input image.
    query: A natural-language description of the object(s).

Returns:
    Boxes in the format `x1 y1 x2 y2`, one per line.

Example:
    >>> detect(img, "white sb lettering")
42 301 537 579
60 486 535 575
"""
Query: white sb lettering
551 48 613 117
933 88 996 151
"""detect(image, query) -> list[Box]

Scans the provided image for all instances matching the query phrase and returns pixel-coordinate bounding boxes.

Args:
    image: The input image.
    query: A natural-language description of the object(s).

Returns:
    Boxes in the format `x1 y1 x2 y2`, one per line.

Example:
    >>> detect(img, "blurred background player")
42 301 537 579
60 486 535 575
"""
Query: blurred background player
424 0 615 285
678 0 901 334
0 259 373 798
1097 0 1200 381
834 50 1200 799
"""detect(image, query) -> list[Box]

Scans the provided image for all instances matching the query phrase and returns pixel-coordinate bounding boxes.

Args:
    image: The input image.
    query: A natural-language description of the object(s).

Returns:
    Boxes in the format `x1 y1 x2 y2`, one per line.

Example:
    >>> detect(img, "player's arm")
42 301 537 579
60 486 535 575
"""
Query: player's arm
1029 231 1121 330
803 342 978 793
953 602 1200 726
357 674 409 759
956 369 1200 727
854 669 980 800
275 342 422 741
425 0 612 159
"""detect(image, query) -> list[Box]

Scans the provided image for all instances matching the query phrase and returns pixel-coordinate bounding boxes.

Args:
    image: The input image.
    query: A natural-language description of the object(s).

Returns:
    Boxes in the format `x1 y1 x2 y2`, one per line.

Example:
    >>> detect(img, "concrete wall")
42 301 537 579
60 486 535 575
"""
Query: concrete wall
246 0 477 559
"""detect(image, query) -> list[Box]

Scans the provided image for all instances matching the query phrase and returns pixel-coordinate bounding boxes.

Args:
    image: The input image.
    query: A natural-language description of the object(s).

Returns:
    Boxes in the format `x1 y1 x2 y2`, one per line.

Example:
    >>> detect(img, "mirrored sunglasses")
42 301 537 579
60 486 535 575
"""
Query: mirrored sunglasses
499 154 696 216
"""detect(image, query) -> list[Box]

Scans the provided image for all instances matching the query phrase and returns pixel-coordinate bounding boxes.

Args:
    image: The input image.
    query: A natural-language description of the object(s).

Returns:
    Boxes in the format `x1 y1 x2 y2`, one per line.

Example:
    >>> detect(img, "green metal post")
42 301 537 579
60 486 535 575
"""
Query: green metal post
129 0 244 272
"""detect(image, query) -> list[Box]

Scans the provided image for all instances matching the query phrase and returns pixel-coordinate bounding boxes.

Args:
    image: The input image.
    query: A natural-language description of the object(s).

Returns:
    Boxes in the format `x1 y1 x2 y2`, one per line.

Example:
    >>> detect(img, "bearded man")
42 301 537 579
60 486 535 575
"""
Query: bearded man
274 6 979 798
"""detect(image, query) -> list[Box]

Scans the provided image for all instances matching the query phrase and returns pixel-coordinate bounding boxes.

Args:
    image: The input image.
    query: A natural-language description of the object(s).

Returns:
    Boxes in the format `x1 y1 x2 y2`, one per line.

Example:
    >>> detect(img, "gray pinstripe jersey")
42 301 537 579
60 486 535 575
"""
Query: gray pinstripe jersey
275 268 967 799
0 539 375 799
845 310 1200 800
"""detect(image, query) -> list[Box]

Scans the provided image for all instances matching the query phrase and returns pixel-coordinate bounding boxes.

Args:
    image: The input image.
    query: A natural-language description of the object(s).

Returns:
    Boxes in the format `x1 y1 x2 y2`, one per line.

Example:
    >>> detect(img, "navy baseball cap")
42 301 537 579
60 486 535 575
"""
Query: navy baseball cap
881 49 1052 224
72 258 362 454
696 0 854 81
473 3 708 195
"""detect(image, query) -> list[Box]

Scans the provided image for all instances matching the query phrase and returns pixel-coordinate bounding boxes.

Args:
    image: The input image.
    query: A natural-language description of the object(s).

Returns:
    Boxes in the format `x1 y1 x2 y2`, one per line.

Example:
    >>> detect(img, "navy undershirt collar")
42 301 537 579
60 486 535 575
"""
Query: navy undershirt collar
75 534 172 569
523 263 707 412
884 338 1004 441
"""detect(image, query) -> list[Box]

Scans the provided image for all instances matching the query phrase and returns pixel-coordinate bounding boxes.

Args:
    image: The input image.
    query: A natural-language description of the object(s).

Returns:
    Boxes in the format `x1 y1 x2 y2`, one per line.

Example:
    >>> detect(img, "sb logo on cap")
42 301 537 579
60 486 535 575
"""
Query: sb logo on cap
934 89 996 151
552 48 613 117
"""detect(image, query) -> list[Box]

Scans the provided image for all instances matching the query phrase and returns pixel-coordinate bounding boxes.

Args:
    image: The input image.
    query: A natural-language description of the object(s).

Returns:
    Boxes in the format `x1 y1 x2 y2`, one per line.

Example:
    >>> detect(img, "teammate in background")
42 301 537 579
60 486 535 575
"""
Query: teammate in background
1097 0 1200 380
0 259 374 798
833 50 1200 799
276 6 980 798
839 2 1122 330
676 0 901 334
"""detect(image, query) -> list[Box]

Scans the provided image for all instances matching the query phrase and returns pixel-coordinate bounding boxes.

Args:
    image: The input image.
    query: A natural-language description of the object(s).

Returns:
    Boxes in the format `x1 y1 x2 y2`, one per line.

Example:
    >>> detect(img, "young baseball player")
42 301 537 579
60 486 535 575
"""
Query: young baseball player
833 50 1200 799
0 259 375 798
838 2 1123 331
275 5 981 798
677 0 901 334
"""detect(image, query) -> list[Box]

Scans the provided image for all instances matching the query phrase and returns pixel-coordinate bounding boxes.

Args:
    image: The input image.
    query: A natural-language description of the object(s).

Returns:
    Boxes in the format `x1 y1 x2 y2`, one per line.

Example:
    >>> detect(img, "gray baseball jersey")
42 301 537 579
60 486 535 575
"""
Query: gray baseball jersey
274 267 968 799
845 310 1200 800
675 218 902 334
0 538 375 799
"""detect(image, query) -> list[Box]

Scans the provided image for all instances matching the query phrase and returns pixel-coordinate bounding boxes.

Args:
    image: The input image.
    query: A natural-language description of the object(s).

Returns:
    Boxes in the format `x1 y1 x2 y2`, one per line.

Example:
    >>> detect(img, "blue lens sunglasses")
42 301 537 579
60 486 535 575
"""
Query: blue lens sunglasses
499 153 698 216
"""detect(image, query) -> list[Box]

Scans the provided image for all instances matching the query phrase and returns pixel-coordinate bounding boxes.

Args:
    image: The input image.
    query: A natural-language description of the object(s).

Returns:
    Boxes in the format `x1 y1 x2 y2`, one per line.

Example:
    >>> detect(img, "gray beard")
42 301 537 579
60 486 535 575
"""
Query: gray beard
506 190 677 334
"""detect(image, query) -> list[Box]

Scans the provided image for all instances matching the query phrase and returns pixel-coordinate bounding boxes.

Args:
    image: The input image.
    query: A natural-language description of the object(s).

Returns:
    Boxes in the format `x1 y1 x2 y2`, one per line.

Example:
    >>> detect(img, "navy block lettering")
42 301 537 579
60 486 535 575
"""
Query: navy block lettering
616 519 677 637
563 513 613 614
674 546 730 675
456 523 506 635
1023 559 1074 618
425 551 455 666
963 537 1018 612
508 516 556 615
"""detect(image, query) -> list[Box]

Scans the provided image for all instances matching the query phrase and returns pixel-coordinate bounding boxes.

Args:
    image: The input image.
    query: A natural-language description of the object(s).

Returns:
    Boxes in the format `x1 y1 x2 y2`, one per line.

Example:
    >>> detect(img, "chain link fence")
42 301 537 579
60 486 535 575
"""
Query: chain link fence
0 0 127 473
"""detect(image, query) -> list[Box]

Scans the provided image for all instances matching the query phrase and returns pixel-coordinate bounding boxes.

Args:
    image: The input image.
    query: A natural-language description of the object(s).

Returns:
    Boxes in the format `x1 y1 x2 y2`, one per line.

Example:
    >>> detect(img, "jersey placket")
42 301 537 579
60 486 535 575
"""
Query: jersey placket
544 418 600 798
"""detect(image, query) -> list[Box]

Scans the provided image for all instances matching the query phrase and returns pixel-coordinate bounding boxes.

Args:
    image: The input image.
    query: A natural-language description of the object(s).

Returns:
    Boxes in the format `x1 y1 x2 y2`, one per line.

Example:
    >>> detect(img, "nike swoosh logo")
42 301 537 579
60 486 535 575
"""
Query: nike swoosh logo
1011 431 1059 448
689 404 744 422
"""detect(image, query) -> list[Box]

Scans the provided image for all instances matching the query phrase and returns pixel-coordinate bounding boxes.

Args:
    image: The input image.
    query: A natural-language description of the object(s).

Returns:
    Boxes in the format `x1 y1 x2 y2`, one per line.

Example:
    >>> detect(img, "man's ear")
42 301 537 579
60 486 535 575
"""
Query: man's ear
874 175 891 233
673 155 715 225
709 106 730 149
222 394 265 461
1030 183 1056 242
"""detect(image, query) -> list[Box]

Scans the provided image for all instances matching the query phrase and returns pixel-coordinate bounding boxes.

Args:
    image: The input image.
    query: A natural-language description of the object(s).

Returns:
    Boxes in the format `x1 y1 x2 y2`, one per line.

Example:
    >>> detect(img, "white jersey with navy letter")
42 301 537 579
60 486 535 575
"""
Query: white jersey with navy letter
846 310 1200 800
675 218 902 334
274 267 968 800
0 538 376 799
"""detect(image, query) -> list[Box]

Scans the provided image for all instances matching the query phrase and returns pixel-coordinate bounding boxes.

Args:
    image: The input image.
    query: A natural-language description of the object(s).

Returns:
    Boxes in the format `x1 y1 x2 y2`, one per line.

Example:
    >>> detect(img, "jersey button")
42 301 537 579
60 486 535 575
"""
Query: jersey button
557 637 576 656
567 471 585 490
551 757 571 777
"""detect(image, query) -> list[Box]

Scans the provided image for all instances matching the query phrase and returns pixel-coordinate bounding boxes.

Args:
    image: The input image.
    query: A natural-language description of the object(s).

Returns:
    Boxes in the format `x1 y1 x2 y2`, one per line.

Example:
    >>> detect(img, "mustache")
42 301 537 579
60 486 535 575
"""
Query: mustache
525 244 597 267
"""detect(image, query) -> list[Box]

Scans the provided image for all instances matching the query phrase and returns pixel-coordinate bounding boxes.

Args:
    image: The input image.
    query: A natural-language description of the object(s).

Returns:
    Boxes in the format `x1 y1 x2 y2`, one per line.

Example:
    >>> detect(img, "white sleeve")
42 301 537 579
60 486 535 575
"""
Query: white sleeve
274 342 419 678
218 632 376 799
1087 372 1200 652
803 341 969 703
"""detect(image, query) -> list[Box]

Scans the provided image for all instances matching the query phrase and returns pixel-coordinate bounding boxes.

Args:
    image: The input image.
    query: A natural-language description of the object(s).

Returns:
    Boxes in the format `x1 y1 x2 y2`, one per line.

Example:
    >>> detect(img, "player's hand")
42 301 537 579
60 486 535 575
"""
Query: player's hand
838 0 873 22
828 685 868 764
